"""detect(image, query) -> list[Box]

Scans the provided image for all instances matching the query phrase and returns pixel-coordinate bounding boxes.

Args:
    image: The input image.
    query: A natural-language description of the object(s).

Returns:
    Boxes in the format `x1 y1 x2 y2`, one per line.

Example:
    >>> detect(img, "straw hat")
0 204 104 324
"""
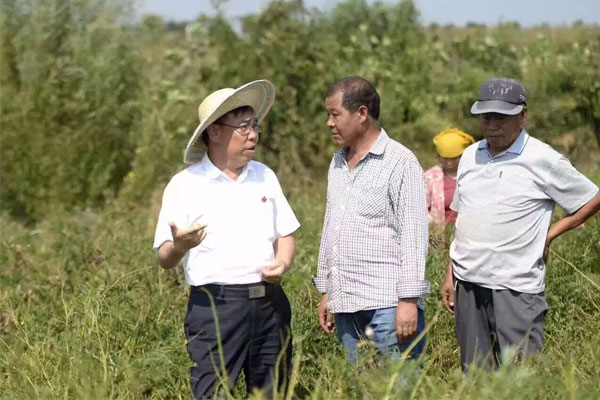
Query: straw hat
183 80 276 164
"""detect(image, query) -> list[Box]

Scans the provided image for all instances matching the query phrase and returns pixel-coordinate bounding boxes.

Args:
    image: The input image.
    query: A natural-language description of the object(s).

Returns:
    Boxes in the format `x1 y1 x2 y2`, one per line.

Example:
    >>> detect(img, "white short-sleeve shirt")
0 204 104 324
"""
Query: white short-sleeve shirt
153 155 300 286
450 130 599 293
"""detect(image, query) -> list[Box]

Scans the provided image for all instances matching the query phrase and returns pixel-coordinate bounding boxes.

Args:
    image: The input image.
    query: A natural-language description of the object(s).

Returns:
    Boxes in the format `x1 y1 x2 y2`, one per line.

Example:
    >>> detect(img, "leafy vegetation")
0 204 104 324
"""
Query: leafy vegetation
2 0 599 221
1 0 599 398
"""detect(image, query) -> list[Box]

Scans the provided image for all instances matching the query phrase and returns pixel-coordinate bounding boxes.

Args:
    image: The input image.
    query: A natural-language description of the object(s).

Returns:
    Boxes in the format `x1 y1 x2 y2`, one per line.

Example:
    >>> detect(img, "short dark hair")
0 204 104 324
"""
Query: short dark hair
326 76 380 120
202 105 255 146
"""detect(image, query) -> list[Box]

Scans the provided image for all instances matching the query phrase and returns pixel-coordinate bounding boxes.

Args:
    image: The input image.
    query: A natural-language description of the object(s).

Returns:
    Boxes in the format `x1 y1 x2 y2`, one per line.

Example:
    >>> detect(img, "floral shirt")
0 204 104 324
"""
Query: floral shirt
425 165 446 225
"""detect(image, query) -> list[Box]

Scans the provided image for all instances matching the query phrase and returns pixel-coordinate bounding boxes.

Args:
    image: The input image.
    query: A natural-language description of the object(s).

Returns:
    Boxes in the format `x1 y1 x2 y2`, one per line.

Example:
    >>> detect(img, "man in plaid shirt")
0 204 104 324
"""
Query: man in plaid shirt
314 76 430 362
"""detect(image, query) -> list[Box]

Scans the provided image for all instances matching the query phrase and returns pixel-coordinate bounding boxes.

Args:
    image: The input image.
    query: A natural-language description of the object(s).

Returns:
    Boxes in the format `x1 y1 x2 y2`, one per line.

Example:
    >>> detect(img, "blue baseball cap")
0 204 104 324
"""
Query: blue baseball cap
471 77 528 115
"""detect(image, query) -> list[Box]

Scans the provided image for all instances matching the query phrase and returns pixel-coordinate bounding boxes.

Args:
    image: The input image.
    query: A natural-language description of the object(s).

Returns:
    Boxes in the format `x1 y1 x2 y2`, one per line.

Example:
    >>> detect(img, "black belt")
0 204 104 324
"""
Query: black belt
191 282 275 299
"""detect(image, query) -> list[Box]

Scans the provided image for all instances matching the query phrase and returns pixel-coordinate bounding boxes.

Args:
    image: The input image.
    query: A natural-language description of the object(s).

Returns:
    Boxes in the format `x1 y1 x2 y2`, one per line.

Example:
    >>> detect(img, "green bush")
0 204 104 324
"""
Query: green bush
2 0 599 219
1 0 141 221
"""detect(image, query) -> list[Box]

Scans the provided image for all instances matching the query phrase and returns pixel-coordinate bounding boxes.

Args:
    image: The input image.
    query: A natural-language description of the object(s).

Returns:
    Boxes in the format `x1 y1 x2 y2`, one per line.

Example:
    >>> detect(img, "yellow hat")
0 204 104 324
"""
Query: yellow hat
433 128 475 158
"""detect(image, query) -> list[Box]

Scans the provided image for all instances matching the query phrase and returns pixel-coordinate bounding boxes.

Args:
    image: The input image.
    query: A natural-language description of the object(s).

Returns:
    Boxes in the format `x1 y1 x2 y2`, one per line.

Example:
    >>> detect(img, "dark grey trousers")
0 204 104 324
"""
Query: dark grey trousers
454 279 547 370
185 282 292 399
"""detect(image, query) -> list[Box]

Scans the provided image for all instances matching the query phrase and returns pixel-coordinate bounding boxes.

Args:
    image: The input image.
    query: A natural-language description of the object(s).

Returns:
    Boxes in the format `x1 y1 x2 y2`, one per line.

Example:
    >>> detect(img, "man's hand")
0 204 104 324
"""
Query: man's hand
396 299 418 343
440 274 455 314
259 259 288 283
157 222 207 269
318 294 335 334
170 221 207 253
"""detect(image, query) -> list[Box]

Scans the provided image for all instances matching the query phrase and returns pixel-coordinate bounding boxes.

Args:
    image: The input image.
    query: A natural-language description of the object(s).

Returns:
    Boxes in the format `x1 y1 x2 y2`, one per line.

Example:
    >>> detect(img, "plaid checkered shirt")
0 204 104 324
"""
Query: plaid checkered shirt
314 129 430 312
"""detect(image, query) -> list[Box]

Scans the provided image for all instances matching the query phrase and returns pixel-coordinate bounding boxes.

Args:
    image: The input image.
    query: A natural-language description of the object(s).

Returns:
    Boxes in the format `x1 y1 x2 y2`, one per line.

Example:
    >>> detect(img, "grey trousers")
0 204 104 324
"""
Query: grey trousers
454 279 548 370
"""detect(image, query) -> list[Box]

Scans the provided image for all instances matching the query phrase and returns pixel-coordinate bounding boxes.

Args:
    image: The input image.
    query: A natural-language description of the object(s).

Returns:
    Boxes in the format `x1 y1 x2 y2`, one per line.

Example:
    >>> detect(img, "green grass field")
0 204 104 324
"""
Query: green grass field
1 171 599 399
2 0 600 398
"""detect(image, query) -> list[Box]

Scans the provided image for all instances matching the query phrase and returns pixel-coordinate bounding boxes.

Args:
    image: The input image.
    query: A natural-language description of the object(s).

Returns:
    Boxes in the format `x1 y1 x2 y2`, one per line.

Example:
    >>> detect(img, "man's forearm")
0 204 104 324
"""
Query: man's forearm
445 259 453 278
274 235 295 271
157 241 187 270
547 192 600 245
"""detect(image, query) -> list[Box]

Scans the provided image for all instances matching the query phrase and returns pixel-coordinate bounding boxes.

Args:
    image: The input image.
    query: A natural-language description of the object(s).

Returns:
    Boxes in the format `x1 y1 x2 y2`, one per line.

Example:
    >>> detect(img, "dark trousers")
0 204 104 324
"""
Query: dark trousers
454 279 547 370
184 282 292 399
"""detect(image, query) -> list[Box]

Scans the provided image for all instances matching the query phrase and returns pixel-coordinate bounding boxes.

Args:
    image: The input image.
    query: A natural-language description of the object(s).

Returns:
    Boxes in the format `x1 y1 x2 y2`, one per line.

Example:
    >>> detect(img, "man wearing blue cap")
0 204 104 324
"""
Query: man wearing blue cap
440 77 600 369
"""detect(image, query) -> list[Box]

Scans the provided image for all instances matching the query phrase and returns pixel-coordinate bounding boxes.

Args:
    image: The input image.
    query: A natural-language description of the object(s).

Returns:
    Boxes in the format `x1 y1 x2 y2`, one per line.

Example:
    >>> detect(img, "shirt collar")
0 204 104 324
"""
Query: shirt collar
339 128 388 158
368 128 389 155
478 129 529 157
202 153 252 182
337 128 389 167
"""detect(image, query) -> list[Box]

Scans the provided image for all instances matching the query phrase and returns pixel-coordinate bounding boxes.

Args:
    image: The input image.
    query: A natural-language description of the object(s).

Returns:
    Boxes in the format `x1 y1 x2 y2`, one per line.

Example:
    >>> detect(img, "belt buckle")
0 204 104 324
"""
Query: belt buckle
248 285 266 299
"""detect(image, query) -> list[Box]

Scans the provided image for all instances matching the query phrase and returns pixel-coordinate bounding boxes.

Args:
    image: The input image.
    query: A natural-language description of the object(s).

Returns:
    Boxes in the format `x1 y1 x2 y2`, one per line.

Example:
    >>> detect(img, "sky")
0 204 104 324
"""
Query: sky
139 0 600 26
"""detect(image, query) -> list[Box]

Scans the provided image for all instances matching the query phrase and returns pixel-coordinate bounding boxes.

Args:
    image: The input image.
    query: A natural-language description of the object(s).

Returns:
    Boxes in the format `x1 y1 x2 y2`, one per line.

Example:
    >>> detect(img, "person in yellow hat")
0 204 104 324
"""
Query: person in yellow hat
425 128 475 226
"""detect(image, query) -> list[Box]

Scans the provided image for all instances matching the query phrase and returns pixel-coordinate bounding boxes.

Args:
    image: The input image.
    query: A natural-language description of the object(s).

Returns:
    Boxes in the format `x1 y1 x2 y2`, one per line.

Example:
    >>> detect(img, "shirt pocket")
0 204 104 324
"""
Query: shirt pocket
251 195 276 240
354 184 388 218
496 172 538 208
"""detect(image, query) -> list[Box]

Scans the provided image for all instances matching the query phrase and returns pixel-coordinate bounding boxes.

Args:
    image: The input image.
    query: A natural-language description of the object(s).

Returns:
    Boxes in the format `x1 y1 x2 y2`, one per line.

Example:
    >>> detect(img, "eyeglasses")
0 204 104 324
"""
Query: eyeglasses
215 121 262 136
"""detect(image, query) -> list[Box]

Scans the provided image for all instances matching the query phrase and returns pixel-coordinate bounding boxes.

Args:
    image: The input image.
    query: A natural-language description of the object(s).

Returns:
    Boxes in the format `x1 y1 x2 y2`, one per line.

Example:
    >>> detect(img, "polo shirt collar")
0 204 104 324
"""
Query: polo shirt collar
202 154 252 182
478 129 529 157
506 129 529 154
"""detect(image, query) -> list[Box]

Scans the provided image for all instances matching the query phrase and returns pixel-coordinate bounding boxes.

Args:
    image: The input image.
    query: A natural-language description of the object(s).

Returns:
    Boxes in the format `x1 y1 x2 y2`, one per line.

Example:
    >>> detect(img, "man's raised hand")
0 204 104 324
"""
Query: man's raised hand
169 221 207 252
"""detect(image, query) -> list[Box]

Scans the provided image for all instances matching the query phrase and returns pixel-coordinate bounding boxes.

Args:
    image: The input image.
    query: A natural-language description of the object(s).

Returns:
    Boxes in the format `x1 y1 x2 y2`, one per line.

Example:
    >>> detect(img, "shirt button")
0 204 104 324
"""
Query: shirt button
332 245 338 252
340 205 345 210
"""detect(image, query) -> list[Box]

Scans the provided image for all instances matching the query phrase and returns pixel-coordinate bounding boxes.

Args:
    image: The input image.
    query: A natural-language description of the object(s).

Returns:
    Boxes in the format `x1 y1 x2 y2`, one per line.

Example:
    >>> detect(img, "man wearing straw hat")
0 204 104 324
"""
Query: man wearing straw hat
440 77 600 370
153 80 300 398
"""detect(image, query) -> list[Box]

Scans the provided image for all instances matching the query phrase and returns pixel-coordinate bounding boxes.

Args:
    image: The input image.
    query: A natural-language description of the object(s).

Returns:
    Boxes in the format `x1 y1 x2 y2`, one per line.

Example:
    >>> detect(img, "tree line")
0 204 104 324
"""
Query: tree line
1 0 599 222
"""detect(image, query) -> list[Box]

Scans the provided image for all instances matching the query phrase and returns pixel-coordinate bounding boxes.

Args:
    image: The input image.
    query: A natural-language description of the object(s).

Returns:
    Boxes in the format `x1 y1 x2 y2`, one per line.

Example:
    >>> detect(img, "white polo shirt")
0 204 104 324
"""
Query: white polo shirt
450 130 598 293
153 155 300 286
